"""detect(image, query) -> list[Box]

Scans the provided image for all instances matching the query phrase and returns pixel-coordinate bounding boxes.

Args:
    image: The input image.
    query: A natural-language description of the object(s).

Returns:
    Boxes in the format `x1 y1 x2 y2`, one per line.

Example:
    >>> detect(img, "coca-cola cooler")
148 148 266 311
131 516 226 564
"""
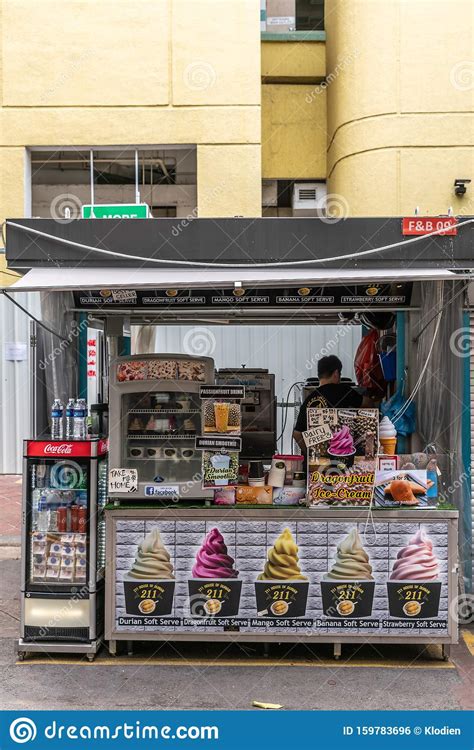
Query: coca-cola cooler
18 439 108 661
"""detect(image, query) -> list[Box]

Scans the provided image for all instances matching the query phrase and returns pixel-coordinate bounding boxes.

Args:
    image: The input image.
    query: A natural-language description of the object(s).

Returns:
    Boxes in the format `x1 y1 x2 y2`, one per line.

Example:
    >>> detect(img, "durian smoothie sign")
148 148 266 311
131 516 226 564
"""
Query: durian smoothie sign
306 408 379 507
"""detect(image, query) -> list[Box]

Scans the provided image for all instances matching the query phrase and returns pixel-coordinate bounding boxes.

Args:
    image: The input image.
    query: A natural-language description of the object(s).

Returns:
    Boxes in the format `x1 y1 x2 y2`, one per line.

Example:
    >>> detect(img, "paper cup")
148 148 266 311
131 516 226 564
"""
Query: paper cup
254 580 309 618
387 580 441 619
188 579 242 617
320 580 375 618
123 578 175 616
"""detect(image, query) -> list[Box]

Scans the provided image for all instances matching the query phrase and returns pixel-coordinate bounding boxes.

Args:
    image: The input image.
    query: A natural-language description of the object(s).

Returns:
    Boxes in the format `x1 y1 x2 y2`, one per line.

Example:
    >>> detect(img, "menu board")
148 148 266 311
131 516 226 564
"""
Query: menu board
74 284 413 309
112 518 449 638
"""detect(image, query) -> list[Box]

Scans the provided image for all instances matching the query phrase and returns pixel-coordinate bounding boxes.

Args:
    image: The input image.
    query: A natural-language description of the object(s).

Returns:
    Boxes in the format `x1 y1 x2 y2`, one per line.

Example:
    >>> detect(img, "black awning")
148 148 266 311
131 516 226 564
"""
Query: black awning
5 216 474 271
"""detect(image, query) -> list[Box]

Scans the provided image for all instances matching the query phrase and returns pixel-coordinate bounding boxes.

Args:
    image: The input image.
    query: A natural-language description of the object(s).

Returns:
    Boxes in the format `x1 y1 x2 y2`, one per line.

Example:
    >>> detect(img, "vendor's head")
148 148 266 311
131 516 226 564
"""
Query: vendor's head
317 355 343 384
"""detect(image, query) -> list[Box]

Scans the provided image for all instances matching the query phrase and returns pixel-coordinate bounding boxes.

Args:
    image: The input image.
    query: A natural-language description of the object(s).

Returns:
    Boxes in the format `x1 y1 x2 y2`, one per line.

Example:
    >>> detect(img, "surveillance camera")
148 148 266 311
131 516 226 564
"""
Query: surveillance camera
454 179 471 196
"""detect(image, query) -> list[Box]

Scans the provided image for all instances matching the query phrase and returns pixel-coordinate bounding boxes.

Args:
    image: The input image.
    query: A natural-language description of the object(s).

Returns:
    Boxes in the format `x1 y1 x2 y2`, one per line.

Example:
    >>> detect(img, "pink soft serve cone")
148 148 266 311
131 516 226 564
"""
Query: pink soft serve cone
192 528 238 578
390 529 439 581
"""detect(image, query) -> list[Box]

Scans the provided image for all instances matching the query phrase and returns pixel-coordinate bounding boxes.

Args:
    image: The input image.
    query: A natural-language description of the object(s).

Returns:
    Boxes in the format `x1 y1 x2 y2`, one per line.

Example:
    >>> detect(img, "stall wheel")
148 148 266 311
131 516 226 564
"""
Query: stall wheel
86 653 96 663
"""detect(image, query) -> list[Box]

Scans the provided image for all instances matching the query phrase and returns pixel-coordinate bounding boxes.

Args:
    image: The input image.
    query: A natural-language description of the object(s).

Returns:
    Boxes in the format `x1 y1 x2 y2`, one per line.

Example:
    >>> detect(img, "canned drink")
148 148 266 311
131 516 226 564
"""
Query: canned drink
70 505 79 532
78 507 87 534
57 506 68 532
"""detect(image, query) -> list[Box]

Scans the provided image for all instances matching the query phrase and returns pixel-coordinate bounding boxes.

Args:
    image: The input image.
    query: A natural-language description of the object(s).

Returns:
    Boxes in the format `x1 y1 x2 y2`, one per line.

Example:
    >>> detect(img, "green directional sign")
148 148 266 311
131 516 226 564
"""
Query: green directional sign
82 203 150 219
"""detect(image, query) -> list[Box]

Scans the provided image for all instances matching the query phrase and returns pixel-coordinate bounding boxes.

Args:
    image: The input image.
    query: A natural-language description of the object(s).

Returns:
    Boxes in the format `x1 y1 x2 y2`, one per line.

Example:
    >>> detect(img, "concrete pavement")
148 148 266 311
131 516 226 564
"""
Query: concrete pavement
0 475 22 546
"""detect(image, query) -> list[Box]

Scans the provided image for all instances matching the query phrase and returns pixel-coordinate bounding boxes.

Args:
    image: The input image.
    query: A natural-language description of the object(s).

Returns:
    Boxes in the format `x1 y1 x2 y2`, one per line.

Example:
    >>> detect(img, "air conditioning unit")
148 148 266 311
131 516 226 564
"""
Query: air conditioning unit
262 179 278 207
292 182 327 215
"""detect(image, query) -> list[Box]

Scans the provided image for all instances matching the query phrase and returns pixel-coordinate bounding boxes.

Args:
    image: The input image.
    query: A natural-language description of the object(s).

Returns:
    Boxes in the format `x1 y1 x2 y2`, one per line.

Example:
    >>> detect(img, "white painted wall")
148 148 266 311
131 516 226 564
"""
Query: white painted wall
0 292 41 473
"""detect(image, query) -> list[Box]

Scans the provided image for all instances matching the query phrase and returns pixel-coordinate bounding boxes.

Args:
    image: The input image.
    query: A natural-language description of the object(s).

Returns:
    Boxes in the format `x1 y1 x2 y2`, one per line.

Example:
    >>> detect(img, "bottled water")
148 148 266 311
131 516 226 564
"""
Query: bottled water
51 399 64 439
36 495 49 532
65 398 75 439
73 399 87 439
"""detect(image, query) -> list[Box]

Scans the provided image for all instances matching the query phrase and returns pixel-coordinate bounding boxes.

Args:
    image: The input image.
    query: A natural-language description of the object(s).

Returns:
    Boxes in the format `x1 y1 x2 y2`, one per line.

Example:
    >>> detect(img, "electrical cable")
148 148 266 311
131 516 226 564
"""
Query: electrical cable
7 218 474 269
1 290 69 342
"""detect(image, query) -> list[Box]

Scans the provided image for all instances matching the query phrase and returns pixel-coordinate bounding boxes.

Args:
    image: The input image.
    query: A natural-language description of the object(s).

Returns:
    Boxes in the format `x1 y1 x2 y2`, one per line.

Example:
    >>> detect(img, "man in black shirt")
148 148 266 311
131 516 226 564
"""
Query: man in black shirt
293 355 374 457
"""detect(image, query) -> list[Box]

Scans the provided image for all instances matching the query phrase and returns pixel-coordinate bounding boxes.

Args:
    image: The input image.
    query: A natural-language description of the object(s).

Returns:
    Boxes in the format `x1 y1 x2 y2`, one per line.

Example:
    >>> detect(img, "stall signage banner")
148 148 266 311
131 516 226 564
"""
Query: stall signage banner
73 283 413 309
82 203 150 219
108 468 138 494
306 408 378 507
195 436 242 451
401 216 457 235
113 518 449 637
200 385 245 400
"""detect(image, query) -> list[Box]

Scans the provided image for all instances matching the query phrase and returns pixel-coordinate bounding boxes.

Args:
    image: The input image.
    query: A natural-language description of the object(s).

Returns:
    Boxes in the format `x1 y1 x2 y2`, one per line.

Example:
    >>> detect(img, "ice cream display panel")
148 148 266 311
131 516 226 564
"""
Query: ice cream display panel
105 508 458 649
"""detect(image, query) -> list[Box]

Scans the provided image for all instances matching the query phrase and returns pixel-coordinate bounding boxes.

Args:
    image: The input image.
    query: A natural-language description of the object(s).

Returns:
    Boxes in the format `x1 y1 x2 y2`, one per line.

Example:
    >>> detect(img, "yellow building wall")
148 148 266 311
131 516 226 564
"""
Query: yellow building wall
0 0 262 268
261 40 325 82
262 84 326 179
325 0 474 216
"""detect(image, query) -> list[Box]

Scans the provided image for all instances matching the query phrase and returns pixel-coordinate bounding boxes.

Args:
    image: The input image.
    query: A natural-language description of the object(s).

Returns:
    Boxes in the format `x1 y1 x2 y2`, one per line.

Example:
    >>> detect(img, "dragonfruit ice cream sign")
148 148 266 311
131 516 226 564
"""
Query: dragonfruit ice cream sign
306 408 379 507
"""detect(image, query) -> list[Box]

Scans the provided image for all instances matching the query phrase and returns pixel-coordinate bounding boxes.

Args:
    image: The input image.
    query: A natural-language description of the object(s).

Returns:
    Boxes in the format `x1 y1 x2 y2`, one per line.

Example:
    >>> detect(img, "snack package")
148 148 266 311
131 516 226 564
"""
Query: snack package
235 486 273 505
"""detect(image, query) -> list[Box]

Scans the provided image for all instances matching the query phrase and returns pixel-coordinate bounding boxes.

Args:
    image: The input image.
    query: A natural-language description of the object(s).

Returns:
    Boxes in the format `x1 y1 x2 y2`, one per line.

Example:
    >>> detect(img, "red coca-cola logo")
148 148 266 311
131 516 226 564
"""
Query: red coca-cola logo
44 443 74 455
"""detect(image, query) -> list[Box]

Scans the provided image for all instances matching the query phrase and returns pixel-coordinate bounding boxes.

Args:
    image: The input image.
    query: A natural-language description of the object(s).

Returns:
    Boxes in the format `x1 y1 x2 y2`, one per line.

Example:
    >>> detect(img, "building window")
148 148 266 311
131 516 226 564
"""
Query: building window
30 147 196 219
296 0 324 31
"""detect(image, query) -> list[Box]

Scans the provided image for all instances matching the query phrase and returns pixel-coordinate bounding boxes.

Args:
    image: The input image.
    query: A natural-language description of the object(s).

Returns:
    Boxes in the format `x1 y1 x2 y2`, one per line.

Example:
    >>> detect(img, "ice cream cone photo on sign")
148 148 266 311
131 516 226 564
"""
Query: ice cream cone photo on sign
123 529 175 616
379 416 397 455
321 528 375 618
254 528 309 617
387 528 442 618
188 528 242 617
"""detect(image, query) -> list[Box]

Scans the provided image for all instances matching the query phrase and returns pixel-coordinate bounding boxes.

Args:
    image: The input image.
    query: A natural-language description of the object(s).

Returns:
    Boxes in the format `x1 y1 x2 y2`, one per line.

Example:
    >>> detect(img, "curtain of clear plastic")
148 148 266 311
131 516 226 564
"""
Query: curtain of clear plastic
416 280 470 588
38 291 78 433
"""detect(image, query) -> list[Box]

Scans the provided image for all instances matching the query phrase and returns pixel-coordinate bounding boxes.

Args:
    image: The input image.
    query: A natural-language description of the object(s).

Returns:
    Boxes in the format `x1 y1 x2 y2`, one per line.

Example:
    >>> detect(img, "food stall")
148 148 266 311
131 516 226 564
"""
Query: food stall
5 215 473 660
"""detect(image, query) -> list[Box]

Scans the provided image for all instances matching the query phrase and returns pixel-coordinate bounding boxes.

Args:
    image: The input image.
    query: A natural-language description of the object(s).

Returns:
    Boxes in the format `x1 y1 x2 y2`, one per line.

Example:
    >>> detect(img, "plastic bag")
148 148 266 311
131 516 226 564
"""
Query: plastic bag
381 381 416 436
354 329 386 398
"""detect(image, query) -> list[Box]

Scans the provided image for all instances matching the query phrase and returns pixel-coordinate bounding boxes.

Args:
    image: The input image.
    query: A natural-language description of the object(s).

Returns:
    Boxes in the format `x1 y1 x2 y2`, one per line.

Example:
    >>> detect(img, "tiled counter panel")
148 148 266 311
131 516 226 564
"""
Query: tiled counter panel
105 508 458 644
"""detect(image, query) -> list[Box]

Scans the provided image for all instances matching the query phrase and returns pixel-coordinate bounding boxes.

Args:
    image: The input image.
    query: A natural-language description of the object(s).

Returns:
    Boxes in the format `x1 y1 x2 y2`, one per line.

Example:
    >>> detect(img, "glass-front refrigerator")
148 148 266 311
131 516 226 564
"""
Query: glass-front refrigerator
18 438 108 660
109 354 215 501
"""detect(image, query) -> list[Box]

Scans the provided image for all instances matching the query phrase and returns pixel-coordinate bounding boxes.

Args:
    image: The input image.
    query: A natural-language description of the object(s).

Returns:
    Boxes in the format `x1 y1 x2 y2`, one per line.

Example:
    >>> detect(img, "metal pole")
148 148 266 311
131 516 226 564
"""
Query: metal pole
29 319 37 438
135 149 140 205
90 149 95 208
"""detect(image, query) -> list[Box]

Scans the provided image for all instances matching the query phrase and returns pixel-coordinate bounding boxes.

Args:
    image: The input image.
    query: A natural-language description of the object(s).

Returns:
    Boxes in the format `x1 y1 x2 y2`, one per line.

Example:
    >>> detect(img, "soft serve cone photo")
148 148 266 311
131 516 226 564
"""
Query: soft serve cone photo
387 528 442 618
188 528 242 617
321 529 375 618
254 528 309 617
123 529 176 616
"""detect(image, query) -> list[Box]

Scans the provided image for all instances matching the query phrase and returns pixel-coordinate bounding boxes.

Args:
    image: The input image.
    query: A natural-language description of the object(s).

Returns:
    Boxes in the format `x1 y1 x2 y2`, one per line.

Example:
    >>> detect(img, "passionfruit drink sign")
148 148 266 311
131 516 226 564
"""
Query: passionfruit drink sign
306 408 379 507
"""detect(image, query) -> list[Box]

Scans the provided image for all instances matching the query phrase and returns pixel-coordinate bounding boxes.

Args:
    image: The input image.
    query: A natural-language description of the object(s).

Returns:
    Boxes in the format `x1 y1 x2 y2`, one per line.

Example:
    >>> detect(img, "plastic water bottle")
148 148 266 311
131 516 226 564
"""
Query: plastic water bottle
65 398 75 439
73 399 87 439
37 495 49 532
51 399 64 439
